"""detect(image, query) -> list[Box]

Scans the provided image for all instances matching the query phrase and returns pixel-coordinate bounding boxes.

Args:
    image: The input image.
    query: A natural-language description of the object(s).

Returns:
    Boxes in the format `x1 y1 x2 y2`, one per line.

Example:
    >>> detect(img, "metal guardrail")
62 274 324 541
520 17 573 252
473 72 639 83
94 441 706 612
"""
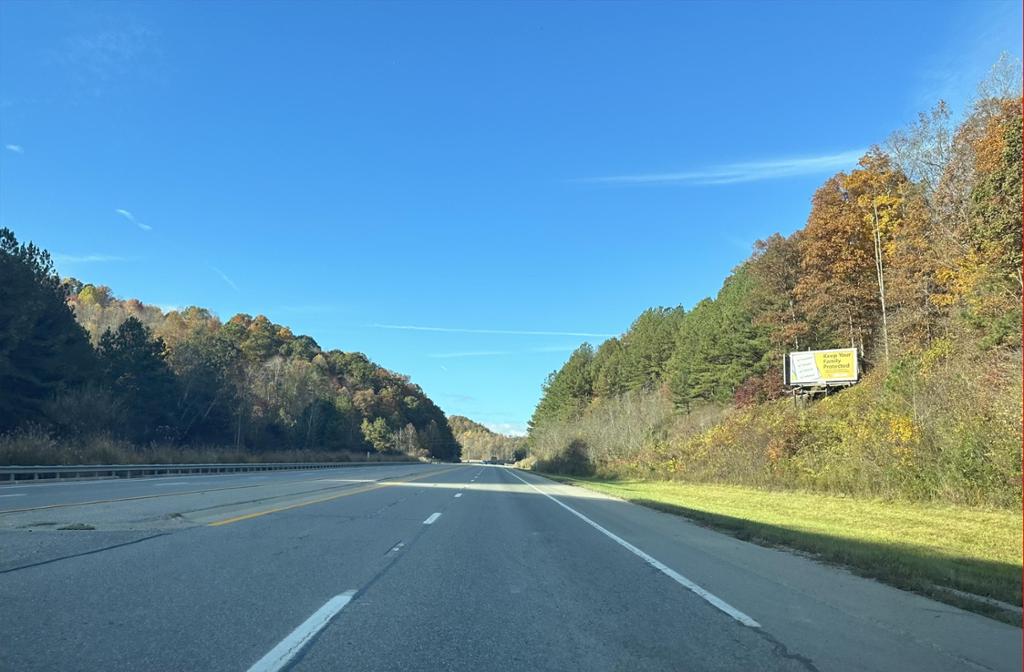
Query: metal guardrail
0 461 418 483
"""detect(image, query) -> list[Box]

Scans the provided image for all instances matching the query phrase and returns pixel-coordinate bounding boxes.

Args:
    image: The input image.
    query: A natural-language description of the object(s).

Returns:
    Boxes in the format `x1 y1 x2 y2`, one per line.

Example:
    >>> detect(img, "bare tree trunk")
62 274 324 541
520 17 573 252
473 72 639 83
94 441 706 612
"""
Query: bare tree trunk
872 202 891 368
789 299 800 350
305 404 318 449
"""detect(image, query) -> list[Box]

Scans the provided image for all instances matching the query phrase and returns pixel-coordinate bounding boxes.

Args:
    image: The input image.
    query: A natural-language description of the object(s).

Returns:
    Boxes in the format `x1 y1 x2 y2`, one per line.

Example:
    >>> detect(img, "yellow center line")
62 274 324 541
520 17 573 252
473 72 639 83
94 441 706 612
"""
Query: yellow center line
0 466 430 515
207 466 463 527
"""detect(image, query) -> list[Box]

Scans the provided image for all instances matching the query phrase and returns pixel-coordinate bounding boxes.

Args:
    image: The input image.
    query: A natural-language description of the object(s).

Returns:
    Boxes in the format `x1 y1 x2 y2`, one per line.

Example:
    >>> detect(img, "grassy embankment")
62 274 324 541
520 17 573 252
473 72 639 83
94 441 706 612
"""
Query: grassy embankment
548 475 1022 624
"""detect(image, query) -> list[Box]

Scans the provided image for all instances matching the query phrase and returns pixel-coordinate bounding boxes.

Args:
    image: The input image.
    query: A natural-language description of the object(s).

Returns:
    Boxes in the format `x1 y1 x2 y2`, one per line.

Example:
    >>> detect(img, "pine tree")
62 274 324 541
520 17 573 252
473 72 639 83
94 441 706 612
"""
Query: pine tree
97 317 178 442
0 228 95 430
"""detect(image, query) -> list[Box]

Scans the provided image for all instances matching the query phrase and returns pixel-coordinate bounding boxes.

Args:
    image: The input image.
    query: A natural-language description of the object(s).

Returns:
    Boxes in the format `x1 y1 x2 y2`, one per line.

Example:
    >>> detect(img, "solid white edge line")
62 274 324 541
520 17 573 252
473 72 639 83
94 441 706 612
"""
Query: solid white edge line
423 512 442 524
506 469 761 628
247 590 356 672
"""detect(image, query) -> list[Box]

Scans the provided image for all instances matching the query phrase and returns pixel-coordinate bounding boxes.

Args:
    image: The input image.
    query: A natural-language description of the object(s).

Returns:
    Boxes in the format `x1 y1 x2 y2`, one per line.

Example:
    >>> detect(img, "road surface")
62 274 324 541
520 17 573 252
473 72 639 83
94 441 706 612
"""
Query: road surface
0 464 1019 671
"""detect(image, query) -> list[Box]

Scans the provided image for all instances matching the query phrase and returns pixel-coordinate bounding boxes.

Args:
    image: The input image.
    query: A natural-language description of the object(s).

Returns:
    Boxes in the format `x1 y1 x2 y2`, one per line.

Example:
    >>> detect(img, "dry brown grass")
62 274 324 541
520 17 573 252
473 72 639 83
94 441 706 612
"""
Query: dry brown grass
0 426 415 465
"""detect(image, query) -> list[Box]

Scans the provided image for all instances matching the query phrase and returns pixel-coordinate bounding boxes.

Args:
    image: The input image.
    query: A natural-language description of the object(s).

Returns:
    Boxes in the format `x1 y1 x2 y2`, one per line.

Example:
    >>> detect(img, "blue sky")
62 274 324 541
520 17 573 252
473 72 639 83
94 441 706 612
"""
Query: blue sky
1 1 1020 435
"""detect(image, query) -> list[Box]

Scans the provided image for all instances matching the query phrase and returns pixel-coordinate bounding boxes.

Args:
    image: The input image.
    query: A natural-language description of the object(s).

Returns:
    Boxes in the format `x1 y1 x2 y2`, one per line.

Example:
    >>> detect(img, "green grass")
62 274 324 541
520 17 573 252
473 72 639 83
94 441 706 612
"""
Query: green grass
551 476 1023 624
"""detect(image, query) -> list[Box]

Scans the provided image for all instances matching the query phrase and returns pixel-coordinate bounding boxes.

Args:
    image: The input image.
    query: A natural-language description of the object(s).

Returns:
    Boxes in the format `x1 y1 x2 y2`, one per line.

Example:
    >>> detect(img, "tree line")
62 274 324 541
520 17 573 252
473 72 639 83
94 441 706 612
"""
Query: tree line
448 416 527 462
0 230 460 461
531 63 1022 435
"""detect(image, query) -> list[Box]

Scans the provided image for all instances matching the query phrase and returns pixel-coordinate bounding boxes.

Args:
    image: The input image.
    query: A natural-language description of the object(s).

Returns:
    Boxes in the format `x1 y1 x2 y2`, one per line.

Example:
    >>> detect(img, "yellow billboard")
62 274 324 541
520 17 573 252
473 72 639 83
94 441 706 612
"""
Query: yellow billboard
785 348 858 386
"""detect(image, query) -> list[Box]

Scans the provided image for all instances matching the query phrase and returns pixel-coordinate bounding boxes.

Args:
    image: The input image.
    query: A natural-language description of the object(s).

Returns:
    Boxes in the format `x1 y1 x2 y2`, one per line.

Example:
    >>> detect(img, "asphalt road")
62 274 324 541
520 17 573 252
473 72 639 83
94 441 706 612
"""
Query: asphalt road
0 464 1018 672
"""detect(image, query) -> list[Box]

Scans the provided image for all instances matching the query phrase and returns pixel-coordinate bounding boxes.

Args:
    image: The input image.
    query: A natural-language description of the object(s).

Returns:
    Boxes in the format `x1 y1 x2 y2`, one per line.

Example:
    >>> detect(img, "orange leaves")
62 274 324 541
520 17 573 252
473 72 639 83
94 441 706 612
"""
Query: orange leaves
971 98 1017 174
795 172 880 351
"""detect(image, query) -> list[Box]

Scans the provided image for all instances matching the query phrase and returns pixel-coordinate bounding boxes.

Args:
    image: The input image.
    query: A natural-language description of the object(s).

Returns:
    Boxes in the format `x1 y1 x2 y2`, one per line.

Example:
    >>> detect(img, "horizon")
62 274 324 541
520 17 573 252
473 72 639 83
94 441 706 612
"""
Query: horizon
2 1 1020 435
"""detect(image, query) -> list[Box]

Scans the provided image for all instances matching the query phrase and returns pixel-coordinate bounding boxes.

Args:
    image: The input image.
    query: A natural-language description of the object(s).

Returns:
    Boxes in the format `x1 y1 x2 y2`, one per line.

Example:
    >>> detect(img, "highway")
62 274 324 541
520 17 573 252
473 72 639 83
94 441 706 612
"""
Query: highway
0 464 1019 672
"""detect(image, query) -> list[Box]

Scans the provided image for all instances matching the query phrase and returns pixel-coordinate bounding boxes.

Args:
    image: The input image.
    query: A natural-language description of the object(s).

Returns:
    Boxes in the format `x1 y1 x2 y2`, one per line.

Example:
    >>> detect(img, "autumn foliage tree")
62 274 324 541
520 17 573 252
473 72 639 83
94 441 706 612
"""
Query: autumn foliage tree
961 97 1023 346
1 228 461 462
795 174 880 355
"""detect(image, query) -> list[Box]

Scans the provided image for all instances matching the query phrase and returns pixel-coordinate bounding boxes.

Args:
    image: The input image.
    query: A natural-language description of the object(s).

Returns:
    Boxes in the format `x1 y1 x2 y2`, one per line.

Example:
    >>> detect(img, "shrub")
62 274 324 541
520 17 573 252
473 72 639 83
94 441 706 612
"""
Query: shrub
528 342 1022 508
536 439 595 476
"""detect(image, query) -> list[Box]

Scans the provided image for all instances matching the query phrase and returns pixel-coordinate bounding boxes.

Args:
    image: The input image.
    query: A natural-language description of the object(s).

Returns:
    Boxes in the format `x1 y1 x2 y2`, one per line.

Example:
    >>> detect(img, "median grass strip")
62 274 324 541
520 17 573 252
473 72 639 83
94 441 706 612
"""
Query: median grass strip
549 476 1023 625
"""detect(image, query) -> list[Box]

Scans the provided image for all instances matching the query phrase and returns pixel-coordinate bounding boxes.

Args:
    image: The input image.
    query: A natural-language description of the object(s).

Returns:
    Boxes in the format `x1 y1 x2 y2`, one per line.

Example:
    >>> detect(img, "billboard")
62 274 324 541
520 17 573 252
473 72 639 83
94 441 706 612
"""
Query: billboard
784 348 859 387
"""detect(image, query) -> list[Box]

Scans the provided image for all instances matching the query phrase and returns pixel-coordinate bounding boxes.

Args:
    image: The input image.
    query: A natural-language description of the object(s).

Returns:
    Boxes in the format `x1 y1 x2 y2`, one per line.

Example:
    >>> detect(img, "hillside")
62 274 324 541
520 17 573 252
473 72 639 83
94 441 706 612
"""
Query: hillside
0 230 460 463
449 415 527 462
528 77 1022 508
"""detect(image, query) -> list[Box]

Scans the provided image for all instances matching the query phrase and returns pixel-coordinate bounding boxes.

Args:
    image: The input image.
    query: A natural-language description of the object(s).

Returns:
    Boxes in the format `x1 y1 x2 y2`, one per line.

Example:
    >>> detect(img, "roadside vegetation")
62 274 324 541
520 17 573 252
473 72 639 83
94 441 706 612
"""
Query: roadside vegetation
0 426 416 466
531 344 1020 507
0 231 461 464
554 477 1022 624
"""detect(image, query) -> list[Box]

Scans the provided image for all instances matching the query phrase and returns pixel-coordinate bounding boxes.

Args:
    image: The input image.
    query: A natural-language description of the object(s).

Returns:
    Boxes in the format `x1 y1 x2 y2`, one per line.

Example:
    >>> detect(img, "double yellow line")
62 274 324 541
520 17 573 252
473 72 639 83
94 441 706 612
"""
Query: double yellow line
208 466 461 527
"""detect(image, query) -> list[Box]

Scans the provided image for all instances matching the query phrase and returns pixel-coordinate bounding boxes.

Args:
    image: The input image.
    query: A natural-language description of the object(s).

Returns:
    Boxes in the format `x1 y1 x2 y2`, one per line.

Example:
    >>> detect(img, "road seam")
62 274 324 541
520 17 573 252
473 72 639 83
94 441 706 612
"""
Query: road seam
0 468 422 515
207 484 385 526
506 468 761 628
207 467 460 526
0 533 169 575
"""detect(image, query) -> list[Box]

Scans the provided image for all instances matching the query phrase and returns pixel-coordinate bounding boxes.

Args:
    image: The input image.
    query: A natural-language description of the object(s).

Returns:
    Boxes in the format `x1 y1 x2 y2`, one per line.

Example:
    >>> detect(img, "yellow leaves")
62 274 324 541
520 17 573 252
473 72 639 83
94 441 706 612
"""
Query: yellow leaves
76 285 100 305
972 100 1014 174
849 166 905 242
888 414 916 445
766 433 792 469
931 247 990 308
920 338 953 372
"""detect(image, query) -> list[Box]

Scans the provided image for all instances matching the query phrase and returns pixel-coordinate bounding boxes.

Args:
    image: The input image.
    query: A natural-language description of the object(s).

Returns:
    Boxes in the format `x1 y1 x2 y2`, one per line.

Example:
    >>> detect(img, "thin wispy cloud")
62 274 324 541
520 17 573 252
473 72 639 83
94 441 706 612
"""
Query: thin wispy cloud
4 144 23 154
529 345 580 353
57 26 161 88
114 208 152 231
581 148 866 186
427 345 580 359
209 266 239 291
428 351 511 359
442 393 478 403
371 323 613 338
53 253 125 264
277 304 340 314
912 6 1021 113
